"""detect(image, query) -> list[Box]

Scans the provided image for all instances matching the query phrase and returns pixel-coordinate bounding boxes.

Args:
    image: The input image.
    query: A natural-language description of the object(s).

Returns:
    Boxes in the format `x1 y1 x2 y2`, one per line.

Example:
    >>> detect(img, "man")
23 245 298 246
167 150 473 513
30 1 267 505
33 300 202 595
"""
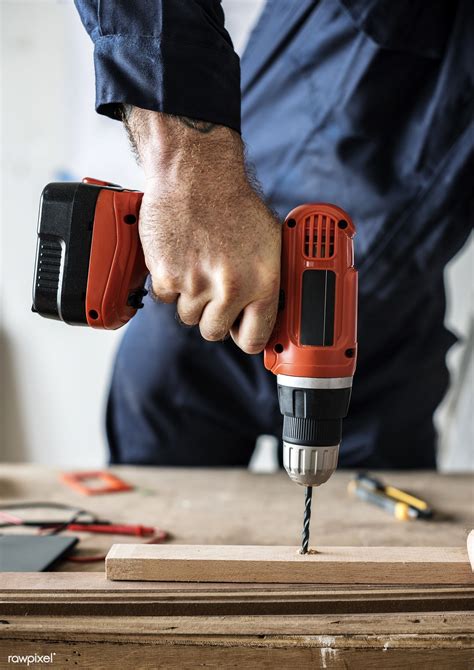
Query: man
75 0 473 468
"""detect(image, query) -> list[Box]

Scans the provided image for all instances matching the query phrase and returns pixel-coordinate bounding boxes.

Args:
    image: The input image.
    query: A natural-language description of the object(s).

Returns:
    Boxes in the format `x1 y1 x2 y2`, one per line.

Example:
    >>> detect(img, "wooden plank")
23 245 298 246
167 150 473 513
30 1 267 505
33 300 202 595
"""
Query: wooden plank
2 612 473 638
1 613 473 669
2 575 472 669
106 544 473 585
2 573 472 617
3 587 471 616
1 612 473 669
0 638 472 670
4 572 472 595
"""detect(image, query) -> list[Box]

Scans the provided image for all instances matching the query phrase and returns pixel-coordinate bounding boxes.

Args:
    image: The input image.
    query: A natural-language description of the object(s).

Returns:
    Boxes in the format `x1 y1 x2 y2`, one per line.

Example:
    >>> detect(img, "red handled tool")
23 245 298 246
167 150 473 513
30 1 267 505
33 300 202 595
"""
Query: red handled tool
66 522 156 536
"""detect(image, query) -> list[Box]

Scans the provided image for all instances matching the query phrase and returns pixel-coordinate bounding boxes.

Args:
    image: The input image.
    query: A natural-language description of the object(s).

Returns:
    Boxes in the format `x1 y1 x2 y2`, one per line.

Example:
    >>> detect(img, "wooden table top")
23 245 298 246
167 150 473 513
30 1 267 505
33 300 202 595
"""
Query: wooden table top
0 464 472 571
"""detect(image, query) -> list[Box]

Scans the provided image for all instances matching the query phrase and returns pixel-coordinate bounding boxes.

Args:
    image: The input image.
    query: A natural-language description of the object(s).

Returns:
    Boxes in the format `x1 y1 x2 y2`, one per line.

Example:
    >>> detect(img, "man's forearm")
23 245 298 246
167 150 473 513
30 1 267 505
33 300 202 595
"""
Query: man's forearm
121 107 247 189
175 117 217 134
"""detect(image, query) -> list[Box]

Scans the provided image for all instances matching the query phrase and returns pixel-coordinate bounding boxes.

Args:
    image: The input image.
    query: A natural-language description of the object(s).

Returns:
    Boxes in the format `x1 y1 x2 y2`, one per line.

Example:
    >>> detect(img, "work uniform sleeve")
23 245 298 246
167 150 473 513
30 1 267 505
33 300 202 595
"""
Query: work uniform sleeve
74 0 241 132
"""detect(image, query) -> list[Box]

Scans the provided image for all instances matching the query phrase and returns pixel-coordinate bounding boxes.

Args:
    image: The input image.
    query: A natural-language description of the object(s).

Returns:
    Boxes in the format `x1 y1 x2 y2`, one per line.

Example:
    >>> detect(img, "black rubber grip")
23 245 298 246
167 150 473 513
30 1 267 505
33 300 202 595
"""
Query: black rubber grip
277 386 352 420
283 416 342 447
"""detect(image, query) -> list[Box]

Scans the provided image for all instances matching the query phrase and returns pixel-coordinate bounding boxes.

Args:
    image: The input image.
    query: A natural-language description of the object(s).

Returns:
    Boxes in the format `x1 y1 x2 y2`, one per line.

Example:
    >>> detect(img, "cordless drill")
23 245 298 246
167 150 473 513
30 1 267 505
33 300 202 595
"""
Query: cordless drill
33 178 358 552
263 204 357 552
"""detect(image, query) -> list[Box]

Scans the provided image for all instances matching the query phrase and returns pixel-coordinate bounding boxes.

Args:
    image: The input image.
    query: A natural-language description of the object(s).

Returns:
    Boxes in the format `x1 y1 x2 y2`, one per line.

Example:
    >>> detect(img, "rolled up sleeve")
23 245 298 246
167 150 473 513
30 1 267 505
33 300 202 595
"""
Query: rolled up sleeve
74 0 241 132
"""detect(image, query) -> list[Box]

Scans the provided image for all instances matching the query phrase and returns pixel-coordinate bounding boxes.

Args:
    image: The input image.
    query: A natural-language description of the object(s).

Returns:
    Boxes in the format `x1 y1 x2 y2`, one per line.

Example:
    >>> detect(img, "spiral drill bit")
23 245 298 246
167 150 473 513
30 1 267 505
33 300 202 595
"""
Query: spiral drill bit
300 486 313 554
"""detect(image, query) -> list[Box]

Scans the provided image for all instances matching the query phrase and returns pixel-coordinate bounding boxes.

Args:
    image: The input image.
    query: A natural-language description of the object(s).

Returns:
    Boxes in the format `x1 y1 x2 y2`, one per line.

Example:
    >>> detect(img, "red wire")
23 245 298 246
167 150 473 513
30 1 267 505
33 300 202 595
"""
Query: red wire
0 504 169 563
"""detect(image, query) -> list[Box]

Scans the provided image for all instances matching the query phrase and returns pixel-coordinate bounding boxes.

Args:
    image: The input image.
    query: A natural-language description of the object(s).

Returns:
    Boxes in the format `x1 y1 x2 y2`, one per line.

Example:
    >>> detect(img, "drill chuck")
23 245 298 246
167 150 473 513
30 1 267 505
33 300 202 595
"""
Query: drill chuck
277 375 352 487
283 443 339 487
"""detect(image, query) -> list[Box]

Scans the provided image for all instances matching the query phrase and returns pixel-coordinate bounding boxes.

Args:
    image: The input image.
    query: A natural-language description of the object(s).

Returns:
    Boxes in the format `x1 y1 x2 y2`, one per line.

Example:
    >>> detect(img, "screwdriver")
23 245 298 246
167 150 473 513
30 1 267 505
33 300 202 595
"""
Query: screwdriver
356 472 433 518
348 480 419 520
348 475 433 520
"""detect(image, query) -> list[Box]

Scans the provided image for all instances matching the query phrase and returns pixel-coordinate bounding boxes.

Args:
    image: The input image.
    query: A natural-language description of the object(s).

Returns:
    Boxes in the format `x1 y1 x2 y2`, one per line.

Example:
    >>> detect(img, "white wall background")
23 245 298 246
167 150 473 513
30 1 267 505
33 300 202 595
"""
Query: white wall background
0 0 472 469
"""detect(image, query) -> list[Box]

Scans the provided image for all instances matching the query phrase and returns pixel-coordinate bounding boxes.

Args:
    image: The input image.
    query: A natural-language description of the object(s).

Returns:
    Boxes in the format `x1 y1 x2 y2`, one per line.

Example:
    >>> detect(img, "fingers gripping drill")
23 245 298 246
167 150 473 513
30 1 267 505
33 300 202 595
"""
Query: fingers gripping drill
33 179 358 552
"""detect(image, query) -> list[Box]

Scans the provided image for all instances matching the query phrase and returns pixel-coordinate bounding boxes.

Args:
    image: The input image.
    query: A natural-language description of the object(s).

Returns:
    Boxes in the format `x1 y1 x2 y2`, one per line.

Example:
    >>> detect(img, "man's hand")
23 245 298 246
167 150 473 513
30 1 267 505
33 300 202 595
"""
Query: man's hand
123 107 281 354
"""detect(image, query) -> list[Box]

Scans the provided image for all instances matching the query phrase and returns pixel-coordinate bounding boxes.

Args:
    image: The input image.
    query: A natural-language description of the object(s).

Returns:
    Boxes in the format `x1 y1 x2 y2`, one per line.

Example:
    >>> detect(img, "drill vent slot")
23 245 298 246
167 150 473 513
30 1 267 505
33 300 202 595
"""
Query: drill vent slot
36 239 63 292
304 215 335 259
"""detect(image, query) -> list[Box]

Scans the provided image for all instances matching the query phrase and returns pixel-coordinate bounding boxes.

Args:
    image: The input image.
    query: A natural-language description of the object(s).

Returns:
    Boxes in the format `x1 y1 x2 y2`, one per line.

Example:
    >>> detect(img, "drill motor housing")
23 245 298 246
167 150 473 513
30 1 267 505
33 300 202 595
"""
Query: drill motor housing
264 204 358 487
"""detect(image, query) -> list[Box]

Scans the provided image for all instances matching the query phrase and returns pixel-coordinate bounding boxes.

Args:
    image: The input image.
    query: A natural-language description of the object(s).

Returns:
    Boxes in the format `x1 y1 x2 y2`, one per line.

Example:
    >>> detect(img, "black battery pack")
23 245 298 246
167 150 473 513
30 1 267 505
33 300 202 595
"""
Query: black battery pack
32 182 101 325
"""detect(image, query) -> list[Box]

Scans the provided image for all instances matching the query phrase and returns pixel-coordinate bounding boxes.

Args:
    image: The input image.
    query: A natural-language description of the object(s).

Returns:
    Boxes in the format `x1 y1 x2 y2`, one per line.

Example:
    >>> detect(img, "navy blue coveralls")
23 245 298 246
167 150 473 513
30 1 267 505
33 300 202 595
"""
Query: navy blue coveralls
75 0 473 468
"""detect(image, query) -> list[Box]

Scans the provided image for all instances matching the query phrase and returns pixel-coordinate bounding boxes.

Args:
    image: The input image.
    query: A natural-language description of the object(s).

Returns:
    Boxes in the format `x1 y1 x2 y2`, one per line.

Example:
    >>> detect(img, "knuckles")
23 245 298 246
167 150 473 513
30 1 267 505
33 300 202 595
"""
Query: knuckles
178 309 201 326
199 324 229 342
219 275 242 302
218 269 280 305
151 276 180 295
237 337 267 355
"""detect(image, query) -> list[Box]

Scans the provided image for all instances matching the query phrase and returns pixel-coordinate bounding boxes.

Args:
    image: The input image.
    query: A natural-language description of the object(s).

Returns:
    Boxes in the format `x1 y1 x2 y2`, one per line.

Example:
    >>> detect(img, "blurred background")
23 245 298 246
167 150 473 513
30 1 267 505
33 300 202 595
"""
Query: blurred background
1 0 472 469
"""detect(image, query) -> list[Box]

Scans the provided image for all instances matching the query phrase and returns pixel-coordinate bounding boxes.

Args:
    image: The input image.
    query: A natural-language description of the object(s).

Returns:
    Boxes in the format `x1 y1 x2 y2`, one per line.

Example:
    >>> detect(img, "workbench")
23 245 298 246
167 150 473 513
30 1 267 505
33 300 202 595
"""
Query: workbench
0 464 473 669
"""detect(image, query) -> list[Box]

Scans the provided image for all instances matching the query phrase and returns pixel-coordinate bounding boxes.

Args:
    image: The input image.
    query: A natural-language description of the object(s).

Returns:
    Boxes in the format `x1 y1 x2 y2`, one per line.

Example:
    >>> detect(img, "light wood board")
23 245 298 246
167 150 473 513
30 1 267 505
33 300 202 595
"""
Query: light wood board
105 544 473 584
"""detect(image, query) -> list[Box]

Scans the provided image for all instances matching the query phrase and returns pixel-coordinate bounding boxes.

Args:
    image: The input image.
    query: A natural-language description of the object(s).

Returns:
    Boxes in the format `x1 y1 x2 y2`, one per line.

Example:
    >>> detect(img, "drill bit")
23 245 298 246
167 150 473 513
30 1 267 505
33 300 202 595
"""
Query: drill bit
300 485 313 554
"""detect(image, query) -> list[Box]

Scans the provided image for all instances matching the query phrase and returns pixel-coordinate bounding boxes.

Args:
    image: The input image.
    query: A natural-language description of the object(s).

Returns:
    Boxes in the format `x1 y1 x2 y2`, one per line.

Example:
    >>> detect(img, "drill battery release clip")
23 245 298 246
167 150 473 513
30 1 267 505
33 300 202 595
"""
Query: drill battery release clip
33 178 358 553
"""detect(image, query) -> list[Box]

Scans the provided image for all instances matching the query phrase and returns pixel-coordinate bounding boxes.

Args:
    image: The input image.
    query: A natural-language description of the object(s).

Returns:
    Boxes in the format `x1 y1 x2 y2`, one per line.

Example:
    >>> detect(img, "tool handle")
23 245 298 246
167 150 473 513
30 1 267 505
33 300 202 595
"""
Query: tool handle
356 472 433 517
348 481 417 520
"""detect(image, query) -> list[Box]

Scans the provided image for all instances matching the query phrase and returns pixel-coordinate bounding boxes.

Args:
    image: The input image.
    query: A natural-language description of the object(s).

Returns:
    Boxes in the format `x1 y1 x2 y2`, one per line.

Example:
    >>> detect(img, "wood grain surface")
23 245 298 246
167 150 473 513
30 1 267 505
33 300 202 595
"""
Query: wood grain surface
2 573 472 616
1 636 472 670
105 543 473 584
1 575 473 668
1 466 473 667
